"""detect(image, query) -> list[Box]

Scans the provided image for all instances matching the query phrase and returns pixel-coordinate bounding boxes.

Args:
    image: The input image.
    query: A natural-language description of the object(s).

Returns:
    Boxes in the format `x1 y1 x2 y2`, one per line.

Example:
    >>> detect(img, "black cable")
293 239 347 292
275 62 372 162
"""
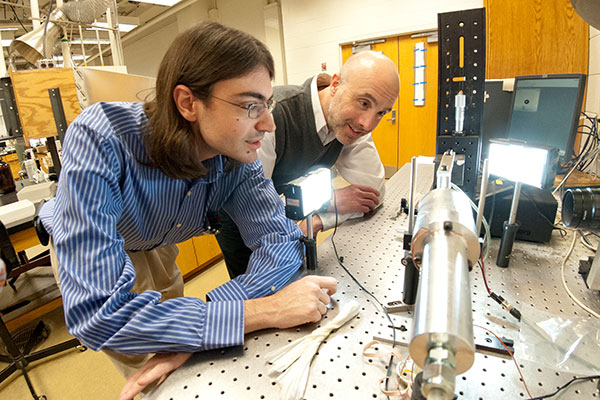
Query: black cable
328 186 397 396
579 230 598 251
10 5 28 33
575 114 599 171
564 112 598 171
529 375 600 400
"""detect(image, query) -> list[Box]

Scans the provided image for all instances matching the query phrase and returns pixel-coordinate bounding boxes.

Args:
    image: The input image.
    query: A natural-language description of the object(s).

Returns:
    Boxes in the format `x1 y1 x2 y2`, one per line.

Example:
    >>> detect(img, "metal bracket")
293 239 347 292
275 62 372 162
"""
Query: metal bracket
0 77 23 140
384 300 414 313
436 8 486 198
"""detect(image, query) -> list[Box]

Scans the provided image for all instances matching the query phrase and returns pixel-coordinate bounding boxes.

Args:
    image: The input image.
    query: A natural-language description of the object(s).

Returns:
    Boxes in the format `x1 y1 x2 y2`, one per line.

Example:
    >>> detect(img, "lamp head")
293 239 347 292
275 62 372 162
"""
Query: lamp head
283 168 332 220
488 139 559 189
10 9 67 65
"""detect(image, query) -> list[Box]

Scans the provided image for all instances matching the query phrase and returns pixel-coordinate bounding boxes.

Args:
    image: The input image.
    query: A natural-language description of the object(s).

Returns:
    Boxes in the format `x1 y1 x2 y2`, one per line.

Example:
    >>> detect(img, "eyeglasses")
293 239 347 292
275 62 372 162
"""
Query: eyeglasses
208 94 276 119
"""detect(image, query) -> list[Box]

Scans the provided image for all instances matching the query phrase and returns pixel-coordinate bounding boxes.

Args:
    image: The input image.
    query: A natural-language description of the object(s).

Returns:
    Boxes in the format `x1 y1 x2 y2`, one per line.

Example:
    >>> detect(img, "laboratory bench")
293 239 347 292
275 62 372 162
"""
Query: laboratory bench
144 162 600 400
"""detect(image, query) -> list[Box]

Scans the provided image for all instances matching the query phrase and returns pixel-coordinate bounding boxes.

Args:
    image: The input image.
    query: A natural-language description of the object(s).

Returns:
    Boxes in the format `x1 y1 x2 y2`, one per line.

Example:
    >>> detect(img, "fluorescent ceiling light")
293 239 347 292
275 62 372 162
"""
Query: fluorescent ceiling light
88 22 137 32
128 0 182 6
0 27 18 31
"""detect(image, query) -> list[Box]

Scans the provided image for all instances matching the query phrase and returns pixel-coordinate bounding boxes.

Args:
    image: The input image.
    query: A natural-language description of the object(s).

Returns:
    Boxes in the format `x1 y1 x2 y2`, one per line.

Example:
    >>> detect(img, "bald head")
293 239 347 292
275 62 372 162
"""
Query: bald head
339 51 400 95
320 50 399 145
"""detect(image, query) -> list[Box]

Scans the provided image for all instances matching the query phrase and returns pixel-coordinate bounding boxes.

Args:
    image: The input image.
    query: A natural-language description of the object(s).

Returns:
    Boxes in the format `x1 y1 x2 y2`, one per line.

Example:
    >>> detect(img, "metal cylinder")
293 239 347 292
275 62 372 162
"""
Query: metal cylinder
454 93 466 134
562 187 600 229
476 158 489 237
411 188 480 267
409 188 478 399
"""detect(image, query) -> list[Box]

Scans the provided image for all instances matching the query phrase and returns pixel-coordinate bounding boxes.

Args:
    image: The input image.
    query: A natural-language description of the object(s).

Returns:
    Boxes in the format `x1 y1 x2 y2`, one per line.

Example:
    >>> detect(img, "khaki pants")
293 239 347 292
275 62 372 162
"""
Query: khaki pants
50 241 184 379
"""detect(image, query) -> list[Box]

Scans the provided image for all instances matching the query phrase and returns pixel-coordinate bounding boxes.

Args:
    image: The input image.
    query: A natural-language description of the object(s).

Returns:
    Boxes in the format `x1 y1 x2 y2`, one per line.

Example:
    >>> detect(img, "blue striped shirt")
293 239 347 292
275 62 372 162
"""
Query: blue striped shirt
39 102 304 355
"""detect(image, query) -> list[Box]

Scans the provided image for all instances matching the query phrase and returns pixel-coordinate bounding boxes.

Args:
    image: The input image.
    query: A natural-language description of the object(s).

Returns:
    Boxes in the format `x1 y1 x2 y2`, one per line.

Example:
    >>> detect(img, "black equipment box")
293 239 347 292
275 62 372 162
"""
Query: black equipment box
483 184 558 243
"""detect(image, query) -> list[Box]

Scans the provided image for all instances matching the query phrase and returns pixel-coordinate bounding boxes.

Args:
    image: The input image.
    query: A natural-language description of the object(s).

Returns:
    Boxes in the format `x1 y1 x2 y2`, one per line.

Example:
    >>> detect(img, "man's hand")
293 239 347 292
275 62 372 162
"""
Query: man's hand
245 275 338 332
118 352 192 400
330 184 380 214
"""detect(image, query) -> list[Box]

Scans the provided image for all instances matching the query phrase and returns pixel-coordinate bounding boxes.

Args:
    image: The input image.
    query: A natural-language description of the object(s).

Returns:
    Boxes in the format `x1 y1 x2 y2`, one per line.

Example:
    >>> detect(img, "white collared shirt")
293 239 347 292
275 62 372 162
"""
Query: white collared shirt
259 75 386 230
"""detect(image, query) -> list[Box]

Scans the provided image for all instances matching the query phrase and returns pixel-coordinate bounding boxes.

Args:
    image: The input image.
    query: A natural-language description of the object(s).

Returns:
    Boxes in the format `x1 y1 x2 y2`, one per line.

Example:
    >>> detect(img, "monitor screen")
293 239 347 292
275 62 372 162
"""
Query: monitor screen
507 73 586 162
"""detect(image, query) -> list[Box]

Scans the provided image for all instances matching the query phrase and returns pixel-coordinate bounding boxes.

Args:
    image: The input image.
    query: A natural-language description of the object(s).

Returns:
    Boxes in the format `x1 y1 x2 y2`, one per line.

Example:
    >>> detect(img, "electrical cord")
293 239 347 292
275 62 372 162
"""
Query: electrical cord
479 231 600 398
563 112 599 172
579 230 598 252
529 375 600 400
10 4 29 33
479 253 522 321
478 255 491 295
329 186 397 396
474 324 533 399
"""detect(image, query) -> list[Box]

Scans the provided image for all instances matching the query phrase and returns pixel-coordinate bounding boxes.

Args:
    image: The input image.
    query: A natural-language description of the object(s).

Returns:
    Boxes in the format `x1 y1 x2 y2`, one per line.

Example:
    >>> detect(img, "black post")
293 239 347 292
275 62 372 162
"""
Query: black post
48 88 67 178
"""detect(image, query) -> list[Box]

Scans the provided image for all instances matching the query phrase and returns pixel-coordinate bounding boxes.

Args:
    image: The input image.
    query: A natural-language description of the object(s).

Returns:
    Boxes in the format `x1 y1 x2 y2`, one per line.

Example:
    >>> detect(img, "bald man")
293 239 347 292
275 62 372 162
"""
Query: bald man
217 51 401 278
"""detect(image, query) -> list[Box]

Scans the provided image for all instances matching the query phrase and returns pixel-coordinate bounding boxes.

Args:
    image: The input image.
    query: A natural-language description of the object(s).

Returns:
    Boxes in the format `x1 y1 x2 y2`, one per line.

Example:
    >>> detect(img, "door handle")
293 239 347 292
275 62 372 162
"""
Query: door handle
386 109 396 124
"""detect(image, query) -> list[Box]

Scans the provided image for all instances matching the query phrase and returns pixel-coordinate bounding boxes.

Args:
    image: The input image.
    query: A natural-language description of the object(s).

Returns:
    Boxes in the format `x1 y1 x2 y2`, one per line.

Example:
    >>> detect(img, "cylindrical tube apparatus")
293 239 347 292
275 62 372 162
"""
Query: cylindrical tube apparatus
409 188 479 400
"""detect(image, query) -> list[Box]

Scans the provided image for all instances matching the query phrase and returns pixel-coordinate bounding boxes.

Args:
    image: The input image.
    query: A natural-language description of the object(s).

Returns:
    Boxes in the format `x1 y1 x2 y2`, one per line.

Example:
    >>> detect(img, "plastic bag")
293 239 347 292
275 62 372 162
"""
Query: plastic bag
516 306 600 375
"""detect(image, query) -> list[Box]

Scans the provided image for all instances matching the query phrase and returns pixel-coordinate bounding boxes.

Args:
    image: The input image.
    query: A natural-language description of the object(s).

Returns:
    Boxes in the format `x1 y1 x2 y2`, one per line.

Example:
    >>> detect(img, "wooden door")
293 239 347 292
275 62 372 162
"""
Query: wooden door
342 38 400 177
397 35 438 168
176 235 222 278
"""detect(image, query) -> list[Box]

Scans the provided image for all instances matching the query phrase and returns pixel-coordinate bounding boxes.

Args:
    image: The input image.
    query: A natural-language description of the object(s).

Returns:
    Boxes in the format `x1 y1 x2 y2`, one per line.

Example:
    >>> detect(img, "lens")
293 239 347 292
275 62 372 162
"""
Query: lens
562 188 600 228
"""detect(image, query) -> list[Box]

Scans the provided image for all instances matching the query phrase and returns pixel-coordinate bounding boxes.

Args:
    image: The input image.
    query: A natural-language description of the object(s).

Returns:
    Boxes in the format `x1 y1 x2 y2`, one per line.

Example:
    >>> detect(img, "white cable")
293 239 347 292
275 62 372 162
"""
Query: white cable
561 230 600 319
266 300 361 400
580 234 598 252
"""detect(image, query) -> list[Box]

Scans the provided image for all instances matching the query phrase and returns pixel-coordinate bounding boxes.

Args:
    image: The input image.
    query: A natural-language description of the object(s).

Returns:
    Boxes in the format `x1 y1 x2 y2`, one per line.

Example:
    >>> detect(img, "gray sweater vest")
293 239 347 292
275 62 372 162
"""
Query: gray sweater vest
270 77 343 193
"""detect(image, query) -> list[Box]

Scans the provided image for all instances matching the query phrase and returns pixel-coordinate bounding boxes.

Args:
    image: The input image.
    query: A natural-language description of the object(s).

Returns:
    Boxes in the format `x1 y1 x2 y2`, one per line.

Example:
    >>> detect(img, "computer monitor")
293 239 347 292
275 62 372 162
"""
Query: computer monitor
506 73 586 163
481 79 514 160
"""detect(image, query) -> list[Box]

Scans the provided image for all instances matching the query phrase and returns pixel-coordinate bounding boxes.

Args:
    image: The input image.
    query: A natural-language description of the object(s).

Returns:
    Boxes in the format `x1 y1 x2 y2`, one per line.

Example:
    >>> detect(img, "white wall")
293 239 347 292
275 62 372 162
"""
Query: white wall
120 0 483 81
279 0 483 84
217 0 267 42
122 1 212 77
123 22 179 77
587 26 600 116
121 0 268 78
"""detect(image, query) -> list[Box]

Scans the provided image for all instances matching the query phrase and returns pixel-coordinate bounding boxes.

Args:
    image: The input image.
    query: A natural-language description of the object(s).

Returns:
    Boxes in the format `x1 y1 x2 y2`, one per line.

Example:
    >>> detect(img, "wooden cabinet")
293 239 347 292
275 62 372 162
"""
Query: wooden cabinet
485 0 588 79
176 235 222 278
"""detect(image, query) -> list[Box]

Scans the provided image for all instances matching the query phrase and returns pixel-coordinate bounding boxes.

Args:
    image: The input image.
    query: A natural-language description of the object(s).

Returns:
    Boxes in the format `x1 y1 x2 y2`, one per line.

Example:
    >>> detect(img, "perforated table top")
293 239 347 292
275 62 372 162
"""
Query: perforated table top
146 163 600 400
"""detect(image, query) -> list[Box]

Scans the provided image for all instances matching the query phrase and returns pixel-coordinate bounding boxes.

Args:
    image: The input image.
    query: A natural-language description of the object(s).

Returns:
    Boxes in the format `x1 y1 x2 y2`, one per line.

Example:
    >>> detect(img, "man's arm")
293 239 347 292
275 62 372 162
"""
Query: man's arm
119 275 338 400
208 160 306 301
53 115 245 355
317 134 386 231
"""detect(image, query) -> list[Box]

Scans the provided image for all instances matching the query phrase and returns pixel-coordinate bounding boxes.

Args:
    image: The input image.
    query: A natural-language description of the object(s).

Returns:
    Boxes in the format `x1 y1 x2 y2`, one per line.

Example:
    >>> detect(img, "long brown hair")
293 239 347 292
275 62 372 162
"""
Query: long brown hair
143 21 275 179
